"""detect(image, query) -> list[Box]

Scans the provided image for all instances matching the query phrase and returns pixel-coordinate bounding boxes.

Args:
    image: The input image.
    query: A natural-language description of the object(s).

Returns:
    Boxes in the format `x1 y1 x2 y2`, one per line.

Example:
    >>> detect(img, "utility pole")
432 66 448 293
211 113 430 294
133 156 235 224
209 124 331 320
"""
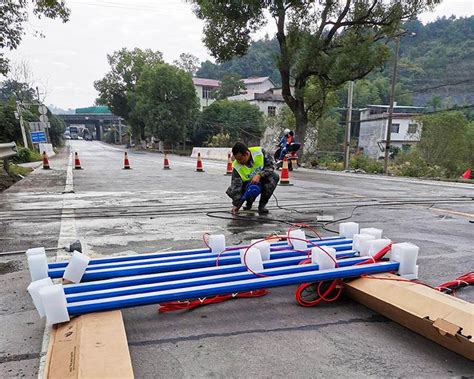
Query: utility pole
384 35 401 174
16 102 29 148
343 81 354 170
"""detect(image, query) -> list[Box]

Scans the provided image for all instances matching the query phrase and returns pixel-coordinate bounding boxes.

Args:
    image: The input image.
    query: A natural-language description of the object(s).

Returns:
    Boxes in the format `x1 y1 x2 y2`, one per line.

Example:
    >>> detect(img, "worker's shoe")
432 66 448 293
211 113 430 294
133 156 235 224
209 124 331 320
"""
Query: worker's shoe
243 200 254 211
258 206 269 215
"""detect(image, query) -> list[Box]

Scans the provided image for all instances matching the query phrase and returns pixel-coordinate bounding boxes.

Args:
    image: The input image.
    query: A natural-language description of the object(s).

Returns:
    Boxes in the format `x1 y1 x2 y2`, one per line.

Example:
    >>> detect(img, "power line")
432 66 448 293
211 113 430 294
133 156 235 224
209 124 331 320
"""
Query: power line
401 78 474 96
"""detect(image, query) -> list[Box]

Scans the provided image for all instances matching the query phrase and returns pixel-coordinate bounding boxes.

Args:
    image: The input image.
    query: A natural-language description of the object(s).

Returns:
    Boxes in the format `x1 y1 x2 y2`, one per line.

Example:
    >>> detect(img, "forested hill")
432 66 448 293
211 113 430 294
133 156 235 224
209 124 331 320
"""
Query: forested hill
196 16 474 107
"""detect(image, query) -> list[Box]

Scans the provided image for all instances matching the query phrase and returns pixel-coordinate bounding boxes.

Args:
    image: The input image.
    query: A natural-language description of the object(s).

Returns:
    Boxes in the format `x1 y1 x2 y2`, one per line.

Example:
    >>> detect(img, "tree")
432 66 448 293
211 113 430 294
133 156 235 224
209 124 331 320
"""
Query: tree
94 48 163 140
0 1 70 74
426 95 442 111
0 79 35 103
193 0 439 156
212 74 245 100
194 100 264 146
133 63 199 145
418 112 470 177
173 53 200 76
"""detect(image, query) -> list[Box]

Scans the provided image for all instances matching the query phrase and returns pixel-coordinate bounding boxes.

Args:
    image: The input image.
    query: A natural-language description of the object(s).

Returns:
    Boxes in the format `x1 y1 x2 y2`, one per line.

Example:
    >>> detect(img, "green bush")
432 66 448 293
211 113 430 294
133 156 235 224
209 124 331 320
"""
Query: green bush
12 147 42 163
349 154 384 173
393 151 445 178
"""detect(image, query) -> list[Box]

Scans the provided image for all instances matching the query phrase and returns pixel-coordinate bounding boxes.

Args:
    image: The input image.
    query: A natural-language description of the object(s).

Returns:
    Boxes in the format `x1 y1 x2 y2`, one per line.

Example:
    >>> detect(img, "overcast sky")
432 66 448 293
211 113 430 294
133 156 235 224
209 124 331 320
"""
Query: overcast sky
3 0 473 110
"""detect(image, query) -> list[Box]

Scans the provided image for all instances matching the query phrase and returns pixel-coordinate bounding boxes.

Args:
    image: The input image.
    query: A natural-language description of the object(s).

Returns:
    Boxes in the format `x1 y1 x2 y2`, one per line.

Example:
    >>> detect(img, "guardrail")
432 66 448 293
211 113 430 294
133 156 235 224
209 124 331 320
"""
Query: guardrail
0 142 18 159
0 142 18 174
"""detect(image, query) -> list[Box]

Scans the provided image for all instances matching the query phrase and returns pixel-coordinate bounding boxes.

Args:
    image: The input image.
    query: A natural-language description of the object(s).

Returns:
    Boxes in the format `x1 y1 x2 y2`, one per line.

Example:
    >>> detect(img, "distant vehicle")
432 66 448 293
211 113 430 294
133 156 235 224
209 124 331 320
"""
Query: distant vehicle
84 134 92 141
69 126 79 139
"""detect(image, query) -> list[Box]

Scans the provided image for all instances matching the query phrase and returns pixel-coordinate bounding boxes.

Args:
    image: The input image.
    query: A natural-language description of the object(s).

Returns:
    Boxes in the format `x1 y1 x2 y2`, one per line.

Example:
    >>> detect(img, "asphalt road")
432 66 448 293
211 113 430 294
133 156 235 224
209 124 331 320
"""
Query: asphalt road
0 140 473 378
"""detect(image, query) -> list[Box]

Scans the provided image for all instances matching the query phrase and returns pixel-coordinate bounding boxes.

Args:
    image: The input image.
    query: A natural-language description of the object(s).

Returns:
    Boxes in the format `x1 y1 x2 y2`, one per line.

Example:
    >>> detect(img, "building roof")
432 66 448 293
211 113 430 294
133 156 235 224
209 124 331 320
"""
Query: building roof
243 76 273 85
254 90 285 102
192 77 220 87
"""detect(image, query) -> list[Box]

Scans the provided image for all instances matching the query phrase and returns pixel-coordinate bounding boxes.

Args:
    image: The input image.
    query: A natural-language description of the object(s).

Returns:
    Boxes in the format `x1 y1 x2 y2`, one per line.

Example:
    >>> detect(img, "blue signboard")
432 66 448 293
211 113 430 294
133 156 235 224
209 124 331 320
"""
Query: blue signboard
31 131 47 143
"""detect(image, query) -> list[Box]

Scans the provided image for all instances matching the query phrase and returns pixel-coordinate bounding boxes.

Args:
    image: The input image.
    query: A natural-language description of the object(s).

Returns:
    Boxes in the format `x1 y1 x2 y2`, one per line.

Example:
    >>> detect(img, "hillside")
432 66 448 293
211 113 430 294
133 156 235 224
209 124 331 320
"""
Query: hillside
196 16 474 108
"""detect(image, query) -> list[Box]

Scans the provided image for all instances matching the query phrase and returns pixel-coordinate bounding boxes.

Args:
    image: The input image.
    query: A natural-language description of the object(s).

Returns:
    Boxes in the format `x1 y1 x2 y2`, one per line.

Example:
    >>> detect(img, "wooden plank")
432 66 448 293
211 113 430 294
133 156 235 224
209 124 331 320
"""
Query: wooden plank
44 310 134 378
345 273 474 361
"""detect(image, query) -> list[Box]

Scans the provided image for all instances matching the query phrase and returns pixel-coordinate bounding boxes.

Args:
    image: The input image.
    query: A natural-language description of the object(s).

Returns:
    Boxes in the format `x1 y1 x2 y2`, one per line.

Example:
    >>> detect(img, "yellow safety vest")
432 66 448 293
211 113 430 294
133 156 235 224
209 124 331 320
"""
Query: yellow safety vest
232 147 264 182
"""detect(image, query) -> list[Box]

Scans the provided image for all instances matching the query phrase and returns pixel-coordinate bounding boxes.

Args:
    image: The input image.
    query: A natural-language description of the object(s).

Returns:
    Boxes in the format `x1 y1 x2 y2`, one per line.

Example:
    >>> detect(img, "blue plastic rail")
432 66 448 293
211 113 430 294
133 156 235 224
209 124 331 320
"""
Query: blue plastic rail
48 236 348 269
51 249 357 282
66 262 399 315
66 256 369 303
48 241 354 279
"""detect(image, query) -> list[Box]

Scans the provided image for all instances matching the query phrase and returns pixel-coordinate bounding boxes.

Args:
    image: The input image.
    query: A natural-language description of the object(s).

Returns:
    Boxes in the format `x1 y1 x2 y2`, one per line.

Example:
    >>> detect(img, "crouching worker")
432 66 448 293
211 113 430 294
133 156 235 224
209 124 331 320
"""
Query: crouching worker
226 142 280 215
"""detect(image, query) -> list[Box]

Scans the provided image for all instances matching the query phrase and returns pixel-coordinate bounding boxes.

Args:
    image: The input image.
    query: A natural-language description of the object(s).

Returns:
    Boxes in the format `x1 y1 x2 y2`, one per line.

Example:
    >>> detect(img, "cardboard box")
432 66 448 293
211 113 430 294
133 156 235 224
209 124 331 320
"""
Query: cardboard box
345 273 474 361
44 310 134 378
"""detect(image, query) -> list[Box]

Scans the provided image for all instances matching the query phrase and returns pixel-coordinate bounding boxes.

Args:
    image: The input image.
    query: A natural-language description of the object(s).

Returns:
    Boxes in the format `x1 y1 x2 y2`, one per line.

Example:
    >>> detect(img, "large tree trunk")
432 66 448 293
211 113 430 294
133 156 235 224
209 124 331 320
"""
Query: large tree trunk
294 102 308 158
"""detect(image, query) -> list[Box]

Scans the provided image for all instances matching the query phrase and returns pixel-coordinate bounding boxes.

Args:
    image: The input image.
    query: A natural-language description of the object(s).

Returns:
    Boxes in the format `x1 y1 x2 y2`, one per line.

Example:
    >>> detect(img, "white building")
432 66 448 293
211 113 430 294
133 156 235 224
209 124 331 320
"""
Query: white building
358 104 424 159
192 77 220 111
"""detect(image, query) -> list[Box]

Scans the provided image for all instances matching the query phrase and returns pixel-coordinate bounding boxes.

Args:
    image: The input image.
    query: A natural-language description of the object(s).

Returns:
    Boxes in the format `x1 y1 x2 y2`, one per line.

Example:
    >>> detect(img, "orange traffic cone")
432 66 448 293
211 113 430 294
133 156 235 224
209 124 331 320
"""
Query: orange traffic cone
74 152 82 170
279 156 293 186
163 153 170 170
461 168 472 179
196 152 204 172
123 152 131 169
225 153 232 176
42 151 50 170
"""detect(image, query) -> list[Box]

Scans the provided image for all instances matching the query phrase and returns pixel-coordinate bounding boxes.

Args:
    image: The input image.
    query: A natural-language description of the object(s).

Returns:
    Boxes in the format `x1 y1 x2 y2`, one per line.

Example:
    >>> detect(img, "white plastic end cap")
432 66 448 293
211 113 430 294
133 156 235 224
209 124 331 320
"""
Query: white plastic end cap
251 239 271 261
27 277 53 318
339 222 359 239
208 234 226 254
367 239 392 257
390 242 419 279
240 247 264 273
360 227 383 239
311 246 337 270
63 251 90 283
39 284 70 326
26 247 46 257
27 253 49 282
353 234 376 256
288 229 307 251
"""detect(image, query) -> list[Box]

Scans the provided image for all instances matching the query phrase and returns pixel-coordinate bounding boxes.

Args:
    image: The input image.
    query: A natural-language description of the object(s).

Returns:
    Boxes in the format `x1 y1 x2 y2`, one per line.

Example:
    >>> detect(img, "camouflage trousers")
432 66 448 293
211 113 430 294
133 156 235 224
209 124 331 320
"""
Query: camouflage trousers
226 171 280 208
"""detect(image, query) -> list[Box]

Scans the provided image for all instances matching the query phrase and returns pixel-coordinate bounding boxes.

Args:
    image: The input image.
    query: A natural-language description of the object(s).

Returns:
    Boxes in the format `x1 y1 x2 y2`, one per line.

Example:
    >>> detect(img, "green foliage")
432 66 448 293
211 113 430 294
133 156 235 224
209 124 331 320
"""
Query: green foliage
212 74 245 100
336 78 412 108
0 100 22 143
193 100 264 146
196 37 281 84
349 154 384 174
48 113 65 147
173 53 200 75
208 133 231 147
0 1 70 74
94 48 164 139
316 117 344 153
392 150 445 177
12 147 42 163
134 63 199 144
417 112 470 177
0 79 35 103
193 0 435 156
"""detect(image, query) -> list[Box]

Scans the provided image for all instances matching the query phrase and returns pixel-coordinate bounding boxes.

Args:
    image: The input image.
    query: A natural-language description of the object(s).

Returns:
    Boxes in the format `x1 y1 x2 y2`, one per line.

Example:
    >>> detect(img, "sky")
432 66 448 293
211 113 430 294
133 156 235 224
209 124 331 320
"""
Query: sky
3 0 473 110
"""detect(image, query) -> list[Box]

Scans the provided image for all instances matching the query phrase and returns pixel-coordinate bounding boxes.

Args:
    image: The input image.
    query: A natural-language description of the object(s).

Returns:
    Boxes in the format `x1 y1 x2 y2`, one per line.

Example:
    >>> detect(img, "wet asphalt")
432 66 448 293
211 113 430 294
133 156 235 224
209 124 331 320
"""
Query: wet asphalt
0 140 473 377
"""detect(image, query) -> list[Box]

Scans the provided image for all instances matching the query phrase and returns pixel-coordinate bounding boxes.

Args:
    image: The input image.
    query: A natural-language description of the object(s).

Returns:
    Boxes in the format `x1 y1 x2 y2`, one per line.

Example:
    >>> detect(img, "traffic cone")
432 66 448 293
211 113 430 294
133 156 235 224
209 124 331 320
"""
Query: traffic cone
224 153 232 176
196 152 204 172
461 168 472 179
279 156 293 186
74 152 82 170
163 153 170 170
42 151 50 170
123 152 131 169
